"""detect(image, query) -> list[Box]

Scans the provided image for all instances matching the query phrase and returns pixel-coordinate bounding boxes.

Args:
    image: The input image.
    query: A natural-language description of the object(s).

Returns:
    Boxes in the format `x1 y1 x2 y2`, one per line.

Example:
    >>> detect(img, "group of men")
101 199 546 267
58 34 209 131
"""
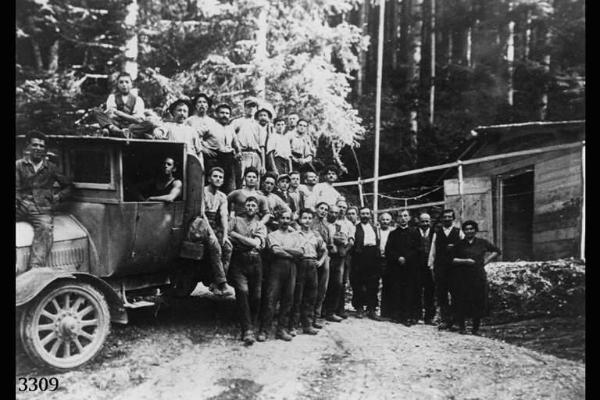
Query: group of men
91 72 325 193
17 72 474 346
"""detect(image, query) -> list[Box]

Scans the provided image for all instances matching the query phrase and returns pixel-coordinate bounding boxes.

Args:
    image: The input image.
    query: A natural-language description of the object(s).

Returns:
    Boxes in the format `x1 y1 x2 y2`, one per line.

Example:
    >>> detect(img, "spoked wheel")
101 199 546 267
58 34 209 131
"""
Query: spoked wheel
19 281 110 371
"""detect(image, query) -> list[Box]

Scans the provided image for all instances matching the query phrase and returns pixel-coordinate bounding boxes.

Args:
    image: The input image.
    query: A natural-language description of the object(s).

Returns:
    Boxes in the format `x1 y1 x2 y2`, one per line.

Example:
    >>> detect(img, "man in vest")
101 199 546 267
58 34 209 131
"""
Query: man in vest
416 212 436 325
351 207 382 320
93 72 146 137
428 209 464 330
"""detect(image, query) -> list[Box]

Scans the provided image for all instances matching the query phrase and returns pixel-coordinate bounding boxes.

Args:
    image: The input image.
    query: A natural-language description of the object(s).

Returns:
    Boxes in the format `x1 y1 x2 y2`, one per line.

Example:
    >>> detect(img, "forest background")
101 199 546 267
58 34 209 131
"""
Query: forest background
15 0 585 206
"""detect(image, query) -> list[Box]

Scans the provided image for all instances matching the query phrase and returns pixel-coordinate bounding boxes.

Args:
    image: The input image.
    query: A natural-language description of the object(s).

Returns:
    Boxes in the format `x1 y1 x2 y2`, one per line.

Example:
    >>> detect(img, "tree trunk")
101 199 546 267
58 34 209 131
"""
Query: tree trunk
507 1 515 106
123 0 139 80
408 0 422 163
255 4 268 100
391 0 399 71
47 40 60 72
540 21 552 120
399 0 410 66
524 10 532 60
357 0 369 96
429 0 435 125
31 39 43 71
466 26 472 67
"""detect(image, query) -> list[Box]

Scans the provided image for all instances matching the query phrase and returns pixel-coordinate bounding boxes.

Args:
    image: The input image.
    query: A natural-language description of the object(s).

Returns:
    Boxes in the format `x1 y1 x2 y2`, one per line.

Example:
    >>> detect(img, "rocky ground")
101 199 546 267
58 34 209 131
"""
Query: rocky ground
16 284 585 400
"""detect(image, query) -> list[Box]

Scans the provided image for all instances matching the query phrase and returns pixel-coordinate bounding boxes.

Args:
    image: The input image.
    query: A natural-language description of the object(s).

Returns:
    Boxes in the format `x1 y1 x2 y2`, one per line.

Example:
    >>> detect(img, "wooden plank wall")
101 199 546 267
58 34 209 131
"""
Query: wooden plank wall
462 148 582 260
533 150 582 260
444 177 494 243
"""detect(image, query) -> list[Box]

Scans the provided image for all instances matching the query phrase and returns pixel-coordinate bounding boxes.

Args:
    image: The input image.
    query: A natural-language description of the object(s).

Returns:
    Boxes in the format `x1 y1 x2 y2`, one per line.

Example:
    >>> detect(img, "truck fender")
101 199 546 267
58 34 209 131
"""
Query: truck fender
16 268 128 324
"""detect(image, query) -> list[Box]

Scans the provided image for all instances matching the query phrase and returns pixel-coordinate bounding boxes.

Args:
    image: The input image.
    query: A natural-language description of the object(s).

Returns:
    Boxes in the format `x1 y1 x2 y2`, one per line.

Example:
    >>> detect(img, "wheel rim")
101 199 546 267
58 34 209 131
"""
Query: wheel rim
28 286 108 369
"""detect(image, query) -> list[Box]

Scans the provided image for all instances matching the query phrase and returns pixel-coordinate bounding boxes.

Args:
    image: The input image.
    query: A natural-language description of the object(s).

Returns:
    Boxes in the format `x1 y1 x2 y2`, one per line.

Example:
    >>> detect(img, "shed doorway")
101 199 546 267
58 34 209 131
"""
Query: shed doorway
500 169 534 261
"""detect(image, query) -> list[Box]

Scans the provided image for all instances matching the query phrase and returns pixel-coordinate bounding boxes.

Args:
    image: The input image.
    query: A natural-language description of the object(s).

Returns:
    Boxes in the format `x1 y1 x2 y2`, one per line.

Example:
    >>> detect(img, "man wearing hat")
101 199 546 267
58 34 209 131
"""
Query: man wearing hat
255 103 276 176
231 97 263 186
165 99 203 163
267 117 293 175
195 102 239 193
275 173 297 217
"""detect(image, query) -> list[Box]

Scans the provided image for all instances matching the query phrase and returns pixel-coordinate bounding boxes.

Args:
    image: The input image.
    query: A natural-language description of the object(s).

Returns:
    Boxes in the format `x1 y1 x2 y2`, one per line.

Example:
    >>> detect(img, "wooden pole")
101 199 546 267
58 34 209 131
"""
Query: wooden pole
457 161 464 222
581 141 586 261
429 0 435 125
373 0 386 215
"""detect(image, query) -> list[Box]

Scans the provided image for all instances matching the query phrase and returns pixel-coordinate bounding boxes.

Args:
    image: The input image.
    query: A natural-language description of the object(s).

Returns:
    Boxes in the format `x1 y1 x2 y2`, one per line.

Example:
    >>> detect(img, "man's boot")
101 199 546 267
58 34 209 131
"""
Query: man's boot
303 326 319 335
276 329 293 341
256 331 267 342
325 313 343 322
242 330 255 345
312 319 324 329
367 309 381 321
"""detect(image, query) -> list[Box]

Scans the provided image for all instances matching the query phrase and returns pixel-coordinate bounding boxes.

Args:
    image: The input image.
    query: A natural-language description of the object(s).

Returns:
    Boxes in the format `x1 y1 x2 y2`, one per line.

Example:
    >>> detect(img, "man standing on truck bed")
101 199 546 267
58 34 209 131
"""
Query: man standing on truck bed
16 130 73 270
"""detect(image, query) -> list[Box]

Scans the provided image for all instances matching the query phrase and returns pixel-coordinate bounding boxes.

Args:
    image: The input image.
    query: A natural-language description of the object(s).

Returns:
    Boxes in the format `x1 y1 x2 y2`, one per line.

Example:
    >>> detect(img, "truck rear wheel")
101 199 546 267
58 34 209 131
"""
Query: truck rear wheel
19 281 110 371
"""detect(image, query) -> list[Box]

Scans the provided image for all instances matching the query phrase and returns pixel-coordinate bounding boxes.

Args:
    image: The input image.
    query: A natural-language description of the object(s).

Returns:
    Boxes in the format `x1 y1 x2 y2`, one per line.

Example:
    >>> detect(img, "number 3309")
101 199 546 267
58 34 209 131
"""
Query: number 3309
17 377 59 391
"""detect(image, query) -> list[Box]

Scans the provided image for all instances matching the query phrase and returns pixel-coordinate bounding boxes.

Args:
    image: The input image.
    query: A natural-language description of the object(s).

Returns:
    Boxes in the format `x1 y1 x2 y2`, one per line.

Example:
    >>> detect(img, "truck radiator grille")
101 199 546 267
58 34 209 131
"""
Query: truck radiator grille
16 238 89 275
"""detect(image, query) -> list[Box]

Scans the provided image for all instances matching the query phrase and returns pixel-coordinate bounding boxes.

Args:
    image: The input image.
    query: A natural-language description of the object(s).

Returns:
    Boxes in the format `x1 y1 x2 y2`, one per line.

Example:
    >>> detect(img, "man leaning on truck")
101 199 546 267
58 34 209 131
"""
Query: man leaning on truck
16 130 73 270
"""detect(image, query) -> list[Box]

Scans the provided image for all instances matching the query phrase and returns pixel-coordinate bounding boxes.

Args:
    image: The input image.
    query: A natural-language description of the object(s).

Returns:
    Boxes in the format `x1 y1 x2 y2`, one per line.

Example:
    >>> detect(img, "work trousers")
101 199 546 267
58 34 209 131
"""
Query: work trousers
260 258 296 332
187 216 228 285
313 256 330 319
323 255 345 316
434 265 453 324
336 253 352 314
205 152 236 194
272 156 290 176
16 200 53 269
290 259 319 329
228 251 263 333
416 264 436 321
350 247 381 312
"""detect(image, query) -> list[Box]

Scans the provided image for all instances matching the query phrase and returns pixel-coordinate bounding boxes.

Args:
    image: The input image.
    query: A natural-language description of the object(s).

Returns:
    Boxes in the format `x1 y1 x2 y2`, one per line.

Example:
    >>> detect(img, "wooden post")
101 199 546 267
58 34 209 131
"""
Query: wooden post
581 141 586 261
457 161 464 221
358 181 365 207
373 0 386 216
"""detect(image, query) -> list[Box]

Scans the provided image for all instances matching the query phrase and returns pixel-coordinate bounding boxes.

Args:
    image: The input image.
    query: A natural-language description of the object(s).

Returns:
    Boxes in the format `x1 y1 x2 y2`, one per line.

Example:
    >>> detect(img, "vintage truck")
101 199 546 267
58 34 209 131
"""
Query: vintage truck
16 135 207 371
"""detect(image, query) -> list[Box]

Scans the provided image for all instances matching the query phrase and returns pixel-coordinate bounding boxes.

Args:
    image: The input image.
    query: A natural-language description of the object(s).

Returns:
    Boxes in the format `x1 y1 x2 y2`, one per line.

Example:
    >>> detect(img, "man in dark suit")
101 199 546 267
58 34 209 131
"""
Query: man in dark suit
350 207 381 320
429 209 464 330
384 210 421 326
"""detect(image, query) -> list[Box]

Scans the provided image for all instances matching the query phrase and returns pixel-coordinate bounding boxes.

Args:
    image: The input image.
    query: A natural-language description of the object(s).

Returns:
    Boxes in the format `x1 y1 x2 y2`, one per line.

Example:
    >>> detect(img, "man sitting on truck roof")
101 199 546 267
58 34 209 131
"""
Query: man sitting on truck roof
92 72 148 137
16 130 73 270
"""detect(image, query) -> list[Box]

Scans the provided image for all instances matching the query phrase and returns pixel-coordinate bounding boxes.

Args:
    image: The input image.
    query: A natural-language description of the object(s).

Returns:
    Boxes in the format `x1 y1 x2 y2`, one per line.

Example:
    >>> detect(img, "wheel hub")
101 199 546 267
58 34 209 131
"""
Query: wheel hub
57 314 79 338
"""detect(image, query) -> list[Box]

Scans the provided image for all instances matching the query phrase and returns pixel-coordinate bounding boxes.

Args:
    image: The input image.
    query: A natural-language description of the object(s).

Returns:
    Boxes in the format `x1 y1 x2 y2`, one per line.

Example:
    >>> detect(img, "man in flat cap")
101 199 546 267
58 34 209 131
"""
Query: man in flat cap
231 97 263 187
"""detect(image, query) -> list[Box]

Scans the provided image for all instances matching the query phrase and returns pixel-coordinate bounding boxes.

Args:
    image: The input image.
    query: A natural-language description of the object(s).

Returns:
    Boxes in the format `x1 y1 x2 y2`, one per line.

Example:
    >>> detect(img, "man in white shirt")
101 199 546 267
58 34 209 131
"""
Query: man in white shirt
299 170 318 210
378 212 395 319
231 98 263 186
194 102 239 193
313 165 343 207
416 213 436 324
428 209 464 330
165 99 203 163
288 118 315 173
350 207 381 319
267 117 292 175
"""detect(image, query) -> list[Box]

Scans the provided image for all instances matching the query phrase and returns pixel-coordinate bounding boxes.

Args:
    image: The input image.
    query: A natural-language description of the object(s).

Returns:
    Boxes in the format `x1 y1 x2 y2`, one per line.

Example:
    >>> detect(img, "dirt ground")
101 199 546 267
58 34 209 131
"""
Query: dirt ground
16 285 585 400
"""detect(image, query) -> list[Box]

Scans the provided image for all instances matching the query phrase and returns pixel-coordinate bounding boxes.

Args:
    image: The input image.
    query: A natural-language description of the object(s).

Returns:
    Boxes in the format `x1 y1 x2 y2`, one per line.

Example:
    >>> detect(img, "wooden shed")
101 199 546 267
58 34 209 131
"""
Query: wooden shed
444 120 585 261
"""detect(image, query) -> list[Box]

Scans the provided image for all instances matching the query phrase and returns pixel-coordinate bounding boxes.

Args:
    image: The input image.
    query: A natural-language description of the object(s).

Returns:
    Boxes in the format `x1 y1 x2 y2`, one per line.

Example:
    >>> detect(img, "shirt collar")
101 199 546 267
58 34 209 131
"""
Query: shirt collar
23 156 47 169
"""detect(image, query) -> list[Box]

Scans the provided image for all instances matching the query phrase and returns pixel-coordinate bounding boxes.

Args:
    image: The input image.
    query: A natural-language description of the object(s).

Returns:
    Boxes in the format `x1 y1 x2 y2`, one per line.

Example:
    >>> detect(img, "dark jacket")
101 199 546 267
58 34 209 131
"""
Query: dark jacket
353 222 380 256
384 226 420 268
16 157 72 211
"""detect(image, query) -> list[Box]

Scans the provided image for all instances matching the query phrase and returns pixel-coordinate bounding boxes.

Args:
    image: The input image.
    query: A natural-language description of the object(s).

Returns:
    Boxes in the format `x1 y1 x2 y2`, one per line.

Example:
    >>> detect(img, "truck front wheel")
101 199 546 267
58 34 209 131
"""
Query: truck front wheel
19 281 110 371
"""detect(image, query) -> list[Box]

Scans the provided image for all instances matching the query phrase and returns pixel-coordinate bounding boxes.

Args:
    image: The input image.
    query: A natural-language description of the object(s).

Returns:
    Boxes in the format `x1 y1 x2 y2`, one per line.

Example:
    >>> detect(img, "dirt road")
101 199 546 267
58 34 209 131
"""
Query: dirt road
16 287 585 400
